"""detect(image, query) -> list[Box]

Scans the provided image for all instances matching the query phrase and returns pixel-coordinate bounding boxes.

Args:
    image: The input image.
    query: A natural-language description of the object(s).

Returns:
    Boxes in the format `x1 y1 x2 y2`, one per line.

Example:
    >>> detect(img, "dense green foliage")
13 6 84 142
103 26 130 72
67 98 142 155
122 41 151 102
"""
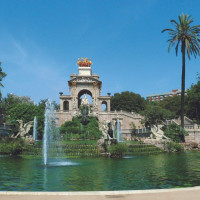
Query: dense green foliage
7 103 38 123
165 142 184 152
158 96 181 117
0 138 26 155
127 144 164 155
142 105 175 127
5 98 45 139
108 143 128 157
111 91 145 113
0 95 60 139
60 117 102 140
163 123 188 142
186 76 200 123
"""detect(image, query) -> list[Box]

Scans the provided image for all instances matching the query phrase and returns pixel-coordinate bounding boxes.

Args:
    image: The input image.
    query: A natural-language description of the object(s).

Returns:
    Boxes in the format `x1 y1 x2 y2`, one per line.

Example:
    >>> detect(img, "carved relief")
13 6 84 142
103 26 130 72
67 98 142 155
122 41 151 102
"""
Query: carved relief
73 77 94 83
72 99 77 109
93 99 98 110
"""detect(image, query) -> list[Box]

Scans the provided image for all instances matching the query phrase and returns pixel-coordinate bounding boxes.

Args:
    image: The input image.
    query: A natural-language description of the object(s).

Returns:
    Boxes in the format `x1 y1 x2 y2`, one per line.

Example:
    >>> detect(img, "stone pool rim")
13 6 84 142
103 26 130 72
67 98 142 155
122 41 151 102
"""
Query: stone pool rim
0 186 200 196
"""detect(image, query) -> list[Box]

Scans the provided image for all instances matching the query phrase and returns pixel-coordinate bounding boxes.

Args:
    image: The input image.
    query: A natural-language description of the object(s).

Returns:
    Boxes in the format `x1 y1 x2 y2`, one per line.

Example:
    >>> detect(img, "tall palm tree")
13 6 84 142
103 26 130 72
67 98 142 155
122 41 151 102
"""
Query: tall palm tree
0 62 7 99
162 13 200 132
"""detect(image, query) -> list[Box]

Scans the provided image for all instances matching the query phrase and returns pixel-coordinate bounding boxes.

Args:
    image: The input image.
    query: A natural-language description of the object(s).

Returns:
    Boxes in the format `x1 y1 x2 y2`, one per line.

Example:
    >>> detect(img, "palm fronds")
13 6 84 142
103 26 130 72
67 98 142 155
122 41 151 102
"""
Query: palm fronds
162 13 200 59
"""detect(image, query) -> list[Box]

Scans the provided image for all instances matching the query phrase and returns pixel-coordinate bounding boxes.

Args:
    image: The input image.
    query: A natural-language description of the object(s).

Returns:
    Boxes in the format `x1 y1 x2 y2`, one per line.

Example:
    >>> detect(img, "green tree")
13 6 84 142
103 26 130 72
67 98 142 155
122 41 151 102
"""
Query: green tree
111 91 145 113
162 13 200 129
7 103 38 123
37 99 59 110
142 105 175 127
0 94 35 125
186 75 200 123
158 95 181 117
1 96 47 139
163 123 188 143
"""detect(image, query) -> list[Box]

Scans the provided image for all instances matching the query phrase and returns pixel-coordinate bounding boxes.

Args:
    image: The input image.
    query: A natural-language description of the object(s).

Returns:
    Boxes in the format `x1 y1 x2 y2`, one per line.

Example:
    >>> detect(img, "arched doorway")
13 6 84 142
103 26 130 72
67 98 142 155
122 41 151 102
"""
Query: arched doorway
78 89 93 108
101 101 107 112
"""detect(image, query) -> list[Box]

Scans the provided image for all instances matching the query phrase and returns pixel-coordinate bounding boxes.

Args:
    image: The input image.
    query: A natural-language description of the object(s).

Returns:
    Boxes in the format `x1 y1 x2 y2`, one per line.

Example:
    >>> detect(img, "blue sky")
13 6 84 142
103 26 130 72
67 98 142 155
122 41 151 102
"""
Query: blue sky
0 0 200 104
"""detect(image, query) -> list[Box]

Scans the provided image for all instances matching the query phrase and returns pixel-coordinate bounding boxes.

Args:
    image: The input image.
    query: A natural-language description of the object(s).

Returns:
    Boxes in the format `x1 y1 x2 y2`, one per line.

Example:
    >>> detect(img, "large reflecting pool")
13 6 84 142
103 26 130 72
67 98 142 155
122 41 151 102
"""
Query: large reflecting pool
0 152 200 191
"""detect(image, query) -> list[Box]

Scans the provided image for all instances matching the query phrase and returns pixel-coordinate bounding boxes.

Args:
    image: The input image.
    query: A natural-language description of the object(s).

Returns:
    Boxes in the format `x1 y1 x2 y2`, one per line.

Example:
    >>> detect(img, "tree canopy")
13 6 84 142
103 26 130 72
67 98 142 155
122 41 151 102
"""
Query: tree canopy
0 95 56 139
111 91 145 113
158 95 181 117
186 76 200 123
142 105 175 127
163 123 188 143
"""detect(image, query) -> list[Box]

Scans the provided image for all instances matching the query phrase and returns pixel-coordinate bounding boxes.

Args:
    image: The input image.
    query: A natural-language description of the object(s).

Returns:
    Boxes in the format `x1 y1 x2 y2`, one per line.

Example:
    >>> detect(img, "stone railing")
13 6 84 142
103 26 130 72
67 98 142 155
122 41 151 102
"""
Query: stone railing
118 128 151 135
184 125 194 129
121 129 132 134
106 110 143 119
136 128 151 134
165 119 200 130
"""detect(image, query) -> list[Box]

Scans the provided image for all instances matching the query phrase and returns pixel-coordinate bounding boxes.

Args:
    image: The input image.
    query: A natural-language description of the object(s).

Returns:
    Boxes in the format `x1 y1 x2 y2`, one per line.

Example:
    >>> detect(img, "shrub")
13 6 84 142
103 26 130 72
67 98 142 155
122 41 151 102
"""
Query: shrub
60 117 102 140
163 123 188 142
108 143 128 157
166 142 184 152
0 138 26 155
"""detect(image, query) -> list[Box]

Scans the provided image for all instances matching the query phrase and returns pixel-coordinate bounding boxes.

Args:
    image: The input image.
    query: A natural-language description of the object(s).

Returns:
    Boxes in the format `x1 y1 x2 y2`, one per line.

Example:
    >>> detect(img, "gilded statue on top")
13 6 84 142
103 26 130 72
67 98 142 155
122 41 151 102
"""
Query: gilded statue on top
77 57 92 67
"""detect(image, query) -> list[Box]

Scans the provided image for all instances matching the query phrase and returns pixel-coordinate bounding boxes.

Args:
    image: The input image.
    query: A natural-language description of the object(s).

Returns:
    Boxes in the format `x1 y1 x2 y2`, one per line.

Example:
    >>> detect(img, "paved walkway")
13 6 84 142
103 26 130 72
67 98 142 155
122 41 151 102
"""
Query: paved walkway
0 187 200 200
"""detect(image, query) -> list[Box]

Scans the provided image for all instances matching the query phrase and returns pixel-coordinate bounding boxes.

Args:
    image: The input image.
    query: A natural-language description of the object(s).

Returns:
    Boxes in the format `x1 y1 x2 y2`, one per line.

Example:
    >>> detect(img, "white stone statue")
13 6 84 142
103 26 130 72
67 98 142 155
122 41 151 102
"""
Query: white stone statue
150 125 169 140
14 120 33 138
81 94 89 106
99 120 111 139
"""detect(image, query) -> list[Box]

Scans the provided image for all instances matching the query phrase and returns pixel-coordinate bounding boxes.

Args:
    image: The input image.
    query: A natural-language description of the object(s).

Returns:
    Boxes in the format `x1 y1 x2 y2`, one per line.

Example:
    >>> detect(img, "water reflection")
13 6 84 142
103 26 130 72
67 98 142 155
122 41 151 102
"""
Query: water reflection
0 152 200 191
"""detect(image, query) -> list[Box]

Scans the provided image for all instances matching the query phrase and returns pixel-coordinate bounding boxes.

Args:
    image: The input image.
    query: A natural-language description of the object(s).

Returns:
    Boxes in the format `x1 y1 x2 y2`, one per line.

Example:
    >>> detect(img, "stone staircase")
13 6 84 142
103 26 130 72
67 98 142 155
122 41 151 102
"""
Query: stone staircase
65 144 100 157
126 144 163 155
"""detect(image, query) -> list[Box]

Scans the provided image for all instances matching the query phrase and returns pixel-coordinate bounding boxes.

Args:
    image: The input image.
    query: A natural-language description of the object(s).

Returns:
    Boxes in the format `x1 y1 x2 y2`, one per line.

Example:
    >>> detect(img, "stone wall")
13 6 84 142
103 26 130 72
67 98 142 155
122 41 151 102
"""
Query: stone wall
185 132 200 143
55 110 144 134
98 111 143 130
55 111 73 126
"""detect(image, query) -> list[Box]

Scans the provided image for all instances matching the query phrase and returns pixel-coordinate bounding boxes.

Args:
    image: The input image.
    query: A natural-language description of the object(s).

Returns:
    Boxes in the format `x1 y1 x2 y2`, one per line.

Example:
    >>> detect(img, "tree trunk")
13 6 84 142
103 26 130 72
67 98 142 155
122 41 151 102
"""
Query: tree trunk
181 41 185 142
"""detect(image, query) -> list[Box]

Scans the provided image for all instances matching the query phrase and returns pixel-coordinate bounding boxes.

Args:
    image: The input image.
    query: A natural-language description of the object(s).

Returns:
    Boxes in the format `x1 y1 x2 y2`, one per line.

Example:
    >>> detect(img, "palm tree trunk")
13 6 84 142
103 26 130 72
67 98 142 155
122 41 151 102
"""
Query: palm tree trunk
181 41 185 142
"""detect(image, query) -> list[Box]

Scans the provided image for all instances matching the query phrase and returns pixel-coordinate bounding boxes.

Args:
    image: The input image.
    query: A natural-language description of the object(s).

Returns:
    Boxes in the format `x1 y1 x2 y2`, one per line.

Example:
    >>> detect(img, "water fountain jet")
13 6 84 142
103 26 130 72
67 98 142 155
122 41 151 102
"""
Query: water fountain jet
43 99 77 166
33 116 37 141
117 119 122 142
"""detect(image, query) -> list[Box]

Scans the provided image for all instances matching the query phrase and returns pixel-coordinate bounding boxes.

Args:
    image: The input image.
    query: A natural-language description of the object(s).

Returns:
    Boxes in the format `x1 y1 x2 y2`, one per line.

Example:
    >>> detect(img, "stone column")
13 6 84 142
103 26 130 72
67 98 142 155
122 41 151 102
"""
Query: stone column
69 100 72 111
98 100 102 112
60 99 63 112
93 82 98 111
72 82 77 110
107 99 111 112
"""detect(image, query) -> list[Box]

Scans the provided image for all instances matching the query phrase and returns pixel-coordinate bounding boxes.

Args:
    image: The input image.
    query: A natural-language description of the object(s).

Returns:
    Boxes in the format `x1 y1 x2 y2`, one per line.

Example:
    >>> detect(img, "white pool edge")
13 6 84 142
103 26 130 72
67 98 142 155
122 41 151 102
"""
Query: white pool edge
0 186 200 196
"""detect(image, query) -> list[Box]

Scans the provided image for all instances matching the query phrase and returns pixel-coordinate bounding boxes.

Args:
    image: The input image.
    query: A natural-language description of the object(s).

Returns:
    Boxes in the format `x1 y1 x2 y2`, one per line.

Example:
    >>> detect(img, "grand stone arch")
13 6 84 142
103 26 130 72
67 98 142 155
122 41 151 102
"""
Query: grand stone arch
55 58 144 140
77 89 93 108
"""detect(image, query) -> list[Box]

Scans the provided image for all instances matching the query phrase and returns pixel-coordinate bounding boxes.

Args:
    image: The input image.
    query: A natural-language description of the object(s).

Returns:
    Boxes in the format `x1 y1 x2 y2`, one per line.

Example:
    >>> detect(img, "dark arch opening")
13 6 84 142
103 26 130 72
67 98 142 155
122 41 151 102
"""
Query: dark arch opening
78 89 93 108
63 101 69 111
101 101 107 112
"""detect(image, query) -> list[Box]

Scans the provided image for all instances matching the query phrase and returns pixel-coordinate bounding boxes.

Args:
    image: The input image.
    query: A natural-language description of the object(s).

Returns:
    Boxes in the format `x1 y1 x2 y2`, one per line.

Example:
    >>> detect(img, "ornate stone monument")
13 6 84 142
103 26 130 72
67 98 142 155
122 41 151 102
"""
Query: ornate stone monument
55 58 144 139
